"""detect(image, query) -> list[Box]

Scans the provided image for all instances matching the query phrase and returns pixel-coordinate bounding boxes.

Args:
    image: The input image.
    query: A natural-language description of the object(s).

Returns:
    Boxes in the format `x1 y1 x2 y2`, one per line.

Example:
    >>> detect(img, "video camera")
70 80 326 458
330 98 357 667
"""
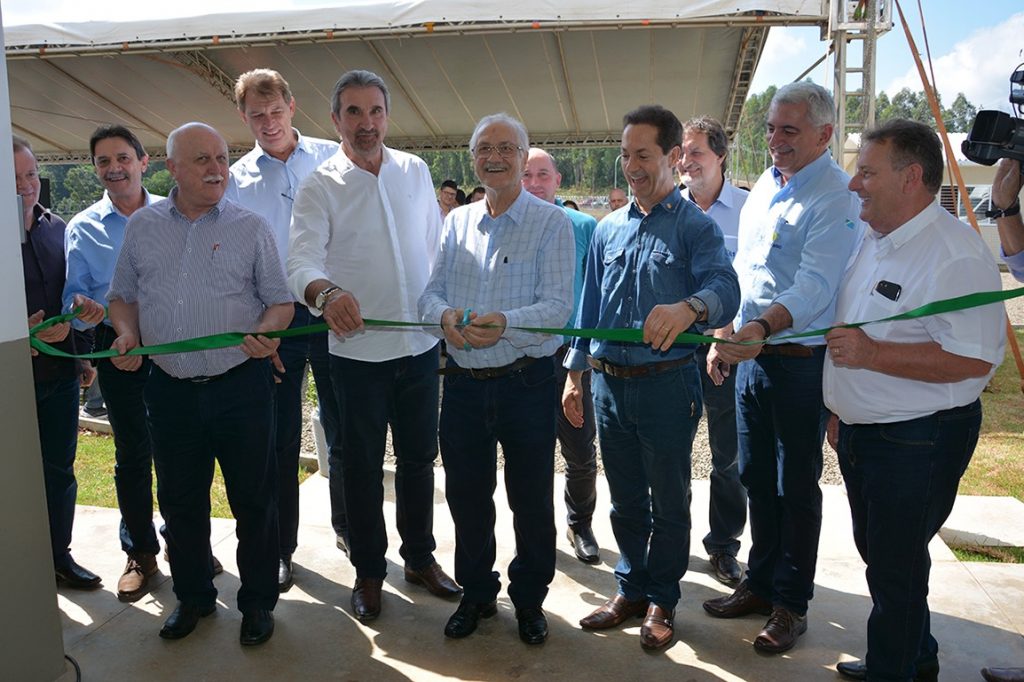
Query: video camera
962 64 1024 165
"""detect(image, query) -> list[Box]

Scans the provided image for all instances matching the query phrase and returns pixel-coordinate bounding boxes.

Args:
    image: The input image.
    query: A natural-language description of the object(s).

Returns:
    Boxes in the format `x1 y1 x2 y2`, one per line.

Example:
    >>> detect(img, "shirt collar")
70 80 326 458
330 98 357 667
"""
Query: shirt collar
478 187 532 233
682 180 736 210
167 187 227 221
771 149 832 190
251 128 308 167
628 186 683 219
332 144 393 175
96 188 157 220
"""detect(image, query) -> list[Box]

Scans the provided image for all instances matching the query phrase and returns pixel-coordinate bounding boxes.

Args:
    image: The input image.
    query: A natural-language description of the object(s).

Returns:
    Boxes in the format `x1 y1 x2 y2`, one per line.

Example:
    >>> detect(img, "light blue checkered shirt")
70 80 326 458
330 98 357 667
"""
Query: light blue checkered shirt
419 189 575 368
108 190 293 379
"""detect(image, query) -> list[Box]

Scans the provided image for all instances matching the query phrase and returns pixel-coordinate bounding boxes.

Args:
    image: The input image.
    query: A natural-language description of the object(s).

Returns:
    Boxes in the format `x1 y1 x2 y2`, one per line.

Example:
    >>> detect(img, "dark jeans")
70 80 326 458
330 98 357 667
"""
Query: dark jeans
696 344 746 557
439 356 557 608
34 377 80 570
274 304 344 555
95 324 160 557
838 400 981 682
592 363 701 610
553 345 597 530
329 346 440 578
146 360 279 612
736 348 827 615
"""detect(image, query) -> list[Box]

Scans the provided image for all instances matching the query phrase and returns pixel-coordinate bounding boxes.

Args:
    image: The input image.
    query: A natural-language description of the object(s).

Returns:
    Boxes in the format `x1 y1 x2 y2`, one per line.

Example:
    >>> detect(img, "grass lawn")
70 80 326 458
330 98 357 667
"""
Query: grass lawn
963 329 1024 502
76 416 316 520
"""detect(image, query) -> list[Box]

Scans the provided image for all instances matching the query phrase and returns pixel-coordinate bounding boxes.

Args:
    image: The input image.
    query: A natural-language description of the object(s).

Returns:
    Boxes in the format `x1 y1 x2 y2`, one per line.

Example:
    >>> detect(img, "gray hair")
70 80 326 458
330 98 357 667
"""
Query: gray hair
166 122 223 160
771 82 836 128
330 70 391 118
470 113 529 154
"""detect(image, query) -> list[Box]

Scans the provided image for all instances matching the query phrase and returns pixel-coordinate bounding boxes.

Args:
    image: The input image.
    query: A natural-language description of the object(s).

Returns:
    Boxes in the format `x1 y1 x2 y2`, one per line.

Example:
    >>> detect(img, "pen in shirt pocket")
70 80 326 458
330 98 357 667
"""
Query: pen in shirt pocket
211 243 220 261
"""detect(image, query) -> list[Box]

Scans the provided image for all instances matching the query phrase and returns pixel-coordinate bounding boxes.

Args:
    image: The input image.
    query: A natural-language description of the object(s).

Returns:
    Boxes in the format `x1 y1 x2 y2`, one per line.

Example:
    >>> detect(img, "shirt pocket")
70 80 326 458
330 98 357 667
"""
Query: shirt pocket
600 247 626 295
648 249 687 300
204 251 253 296
764 216 799 267
494 259 534 309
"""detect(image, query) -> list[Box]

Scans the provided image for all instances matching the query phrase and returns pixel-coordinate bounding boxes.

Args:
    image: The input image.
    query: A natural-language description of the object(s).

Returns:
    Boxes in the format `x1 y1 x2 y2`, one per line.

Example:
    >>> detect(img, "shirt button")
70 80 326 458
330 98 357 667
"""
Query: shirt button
177 327 182 332
187 248 192 253
178 300 183 305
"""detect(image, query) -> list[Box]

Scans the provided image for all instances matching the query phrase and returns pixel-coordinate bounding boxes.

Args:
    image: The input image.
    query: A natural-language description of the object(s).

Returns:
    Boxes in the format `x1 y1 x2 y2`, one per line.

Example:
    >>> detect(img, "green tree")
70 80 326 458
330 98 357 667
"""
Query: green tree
143 169 175 197
943 93 978 133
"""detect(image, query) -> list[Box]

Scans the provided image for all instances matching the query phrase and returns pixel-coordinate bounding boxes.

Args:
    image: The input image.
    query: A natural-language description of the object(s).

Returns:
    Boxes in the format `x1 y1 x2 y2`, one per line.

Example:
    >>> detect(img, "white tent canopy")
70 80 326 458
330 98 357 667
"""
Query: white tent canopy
4 1 828 161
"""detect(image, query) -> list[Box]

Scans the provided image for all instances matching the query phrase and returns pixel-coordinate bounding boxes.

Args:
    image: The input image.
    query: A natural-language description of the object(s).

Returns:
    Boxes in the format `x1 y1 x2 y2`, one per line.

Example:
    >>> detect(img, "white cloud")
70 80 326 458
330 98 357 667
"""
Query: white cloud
749 27 817 93
883 12 1024 112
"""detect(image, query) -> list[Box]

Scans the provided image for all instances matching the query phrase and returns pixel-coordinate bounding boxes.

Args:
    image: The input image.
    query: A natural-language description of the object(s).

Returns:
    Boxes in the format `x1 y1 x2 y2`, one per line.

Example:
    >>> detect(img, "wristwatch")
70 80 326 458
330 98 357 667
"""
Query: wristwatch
314 285 341 311
684 296 707 322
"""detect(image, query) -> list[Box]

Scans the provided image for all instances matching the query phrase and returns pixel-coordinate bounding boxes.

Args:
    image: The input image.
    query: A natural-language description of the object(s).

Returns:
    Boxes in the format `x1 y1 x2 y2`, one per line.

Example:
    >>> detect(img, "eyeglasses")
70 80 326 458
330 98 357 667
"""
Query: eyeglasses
472 143 522 159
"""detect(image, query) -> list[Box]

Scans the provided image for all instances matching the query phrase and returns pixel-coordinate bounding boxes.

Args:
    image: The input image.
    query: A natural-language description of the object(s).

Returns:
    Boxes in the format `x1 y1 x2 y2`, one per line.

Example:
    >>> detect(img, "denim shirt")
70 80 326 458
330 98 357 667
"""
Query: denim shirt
565 187 739 370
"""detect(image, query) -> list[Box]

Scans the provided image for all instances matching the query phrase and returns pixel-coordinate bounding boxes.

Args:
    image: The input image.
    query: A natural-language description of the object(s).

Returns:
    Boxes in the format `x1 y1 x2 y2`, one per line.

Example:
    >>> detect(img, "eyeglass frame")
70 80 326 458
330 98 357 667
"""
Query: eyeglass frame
471 143 524 159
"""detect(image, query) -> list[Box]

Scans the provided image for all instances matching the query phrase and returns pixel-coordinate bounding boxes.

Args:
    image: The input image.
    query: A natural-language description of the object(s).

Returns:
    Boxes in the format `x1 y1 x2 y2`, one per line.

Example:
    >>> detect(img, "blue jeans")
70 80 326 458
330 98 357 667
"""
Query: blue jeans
329 346 440 578
592 362 701 611
837 400 981 682
554 345 598 530
736 349 827 615
34 377 80 570
146 360 279 612
274 304 343 555
439 356 557 608
697 344 746 557
95 324 160 557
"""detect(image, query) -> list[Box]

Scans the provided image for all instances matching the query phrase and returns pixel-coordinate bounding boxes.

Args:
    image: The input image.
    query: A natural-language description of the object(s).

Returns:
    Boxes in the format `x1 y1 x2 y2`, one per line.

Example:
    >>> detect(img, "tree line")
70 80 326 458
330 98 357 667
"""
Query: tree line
38 86 981 215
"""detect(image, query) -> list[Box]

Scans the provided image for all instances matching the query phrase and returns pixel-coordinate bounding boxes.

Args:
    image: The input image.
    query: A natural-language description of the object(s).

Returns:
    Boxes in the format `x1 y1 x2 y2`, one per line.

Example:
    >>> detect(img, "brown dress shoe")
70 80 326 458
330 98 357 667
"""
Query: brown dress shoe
639 604 674 651
117 553 159 602
579 593 650 629
753 606 807 654
703 581 772 619
403 562 462 599
982 668 1024 682
351 577 384 622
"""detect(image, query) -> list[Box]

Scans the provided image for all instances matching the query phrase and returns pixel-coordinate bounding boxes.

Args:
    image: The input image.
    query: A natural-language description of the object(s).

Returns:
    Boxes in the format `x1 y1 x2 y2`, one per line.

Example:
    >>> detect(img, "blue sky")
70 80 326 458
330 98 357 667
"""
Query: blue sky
4 1 1023 110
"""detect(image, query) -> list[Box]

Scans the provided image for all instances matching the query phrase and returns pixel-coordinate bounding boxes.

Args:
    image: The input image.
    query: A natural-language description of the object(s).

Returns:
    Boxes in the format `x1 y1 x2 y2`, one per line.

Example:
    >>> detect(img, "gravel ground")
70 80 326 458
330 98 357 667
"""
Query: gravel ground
301 273 1024 487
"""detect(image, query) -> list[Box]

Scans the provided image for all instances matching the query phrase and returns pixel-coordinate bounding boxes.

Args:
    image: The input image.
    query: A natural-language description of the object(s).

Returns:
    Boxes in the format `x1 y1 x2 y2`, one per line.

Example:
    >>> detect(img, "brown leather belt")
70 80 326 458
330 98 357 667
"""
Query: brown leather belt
587 355 692 379
758 343 821 358
438 355 537 380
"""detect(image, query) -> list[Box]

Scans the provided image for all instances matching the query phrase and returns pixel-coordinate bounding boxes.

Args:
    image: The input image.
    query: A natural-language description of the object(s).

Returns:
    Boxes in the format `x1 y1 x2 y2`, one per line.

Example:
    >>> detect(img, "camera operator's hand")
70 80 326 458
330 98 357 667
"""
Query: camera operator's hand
992 159 1023 210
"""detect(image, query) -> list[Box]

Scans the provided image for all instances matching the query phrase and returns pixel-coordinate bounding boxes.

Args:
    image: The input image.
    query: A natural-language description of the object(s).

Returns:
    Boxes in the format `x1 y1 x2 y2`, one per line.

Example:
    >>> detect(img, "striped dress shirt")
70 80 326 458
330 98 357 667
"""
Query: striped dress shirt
108 190 293 379
419 188 575 369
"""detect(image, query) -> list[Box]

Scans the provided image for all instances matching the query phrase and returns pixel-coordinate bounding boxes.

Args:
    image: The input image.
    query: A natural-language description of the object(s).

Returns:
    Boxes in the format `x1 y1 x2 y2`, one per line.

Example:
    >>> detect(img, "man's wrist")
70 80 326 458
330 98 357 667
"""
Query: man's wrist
750 317 772 339
988 198 1021 219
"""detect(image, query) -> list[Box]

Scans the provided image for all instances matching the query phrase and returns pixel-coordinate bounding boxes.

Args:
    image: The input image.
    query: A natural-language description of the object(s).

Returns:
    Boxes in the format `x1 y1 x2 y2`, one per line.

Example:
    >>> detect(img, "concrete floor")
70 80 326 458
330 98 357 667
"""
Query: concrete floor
56 470 1024 681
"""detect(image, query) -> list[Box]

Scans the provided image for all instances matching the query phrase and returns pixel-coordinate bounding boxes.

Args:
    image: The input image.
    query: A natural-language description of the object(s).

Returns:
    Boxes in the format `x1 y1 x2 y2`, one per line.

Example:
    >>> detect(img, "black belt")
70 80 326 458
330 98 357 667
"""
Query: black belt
438 355 537 380
758 343 823 358
587 354 692 379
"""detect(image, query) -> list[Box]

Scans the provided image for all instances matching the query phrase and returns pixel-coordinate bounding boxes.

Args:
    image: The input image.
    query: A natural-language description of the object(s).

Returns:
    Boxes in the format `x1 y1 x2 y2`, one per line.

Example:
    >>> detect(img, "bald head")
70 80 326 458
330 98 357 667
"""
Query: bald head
522 147 562 204
608 187 628 211
165 122 230 219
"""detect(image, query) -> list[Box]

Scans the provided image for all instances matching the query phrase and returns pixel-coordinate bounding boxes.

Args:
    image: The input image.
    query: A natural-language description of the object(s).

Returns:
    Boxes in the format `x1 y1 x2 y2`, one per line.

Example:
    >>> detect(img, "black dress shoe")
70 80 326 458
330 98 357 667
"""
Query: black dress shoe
278 556 294 593
159 602 216 640
240 609 274 646
703 580 772 619
708 553 742 585
444 600 498 639
838 658 940 681
55 558 102 590
567 526 600 564
516 607 548 645
754 606 807 654
351 577 383 622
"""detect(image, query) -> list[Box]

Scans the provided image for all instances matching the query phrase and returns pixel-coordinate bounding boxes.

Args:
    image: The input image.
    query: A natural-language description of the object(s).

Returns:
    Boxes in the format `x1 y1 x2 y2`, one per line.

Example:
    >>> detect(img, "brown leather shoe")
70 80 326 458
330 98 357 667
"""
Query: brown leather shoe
639 604 674 651
579 593 650 629
753 606 807 654
703 581 772 619
117 553 158 602
982 668 1024 682
404 562 462 599
351 577 384 622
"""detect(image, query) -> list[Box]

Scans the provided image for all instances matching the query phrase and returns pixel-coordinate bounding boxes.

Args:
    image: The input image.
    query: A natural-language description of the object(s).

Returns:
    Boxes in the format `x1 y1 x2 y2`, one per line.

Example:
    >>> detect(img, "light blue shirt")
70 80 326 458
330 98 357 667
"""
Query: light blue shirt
62 189 164 330
733 151 863 345
682 181 748 261
1002 246 1024 282
419 189 575 369
564 186 739 371
227 130 338 276
108 190 292 379
556 199 598 333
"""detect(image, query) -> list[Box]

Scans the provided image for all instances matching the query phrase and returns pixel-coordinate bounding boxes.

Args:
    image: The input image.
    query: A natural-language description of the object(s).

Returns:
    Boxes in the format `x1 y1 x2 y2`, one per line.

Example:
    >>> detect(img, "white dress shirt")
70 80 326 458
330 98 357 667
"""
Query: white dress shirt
287 145 441 362
823 201 1005 424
